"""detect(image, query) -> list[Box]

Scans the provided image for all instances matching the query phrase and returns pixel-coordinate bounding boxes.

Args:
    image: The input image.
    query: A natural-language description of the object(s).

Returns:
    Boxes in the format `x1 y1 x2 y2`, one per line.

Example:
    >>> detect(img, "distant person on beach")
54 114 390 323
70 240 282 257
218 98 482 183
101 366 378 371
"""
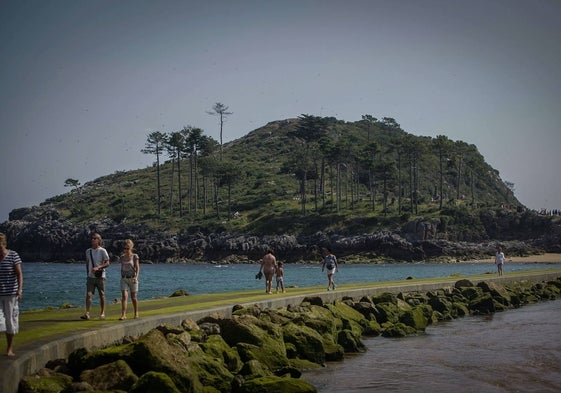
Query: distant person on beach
0 233 23 357
275 261 285 293
495 246 505 276
82 233 110 320
322 247 339 290
119 239 140 320
259 249 277 294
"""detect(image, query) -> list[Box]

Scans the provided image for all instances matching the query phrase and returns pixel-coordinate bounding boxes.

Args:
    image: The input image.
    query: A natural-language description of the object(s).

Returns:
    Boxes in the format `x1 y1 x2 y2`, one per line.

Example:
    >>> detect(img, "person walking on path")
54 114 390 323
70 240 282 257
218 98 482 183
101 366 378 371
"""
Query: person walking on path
119 239 140 320
275 261 285 293
259 249 277 294
0 233 23 357
82 233 110 320
495 246 505 276
322 248 339 290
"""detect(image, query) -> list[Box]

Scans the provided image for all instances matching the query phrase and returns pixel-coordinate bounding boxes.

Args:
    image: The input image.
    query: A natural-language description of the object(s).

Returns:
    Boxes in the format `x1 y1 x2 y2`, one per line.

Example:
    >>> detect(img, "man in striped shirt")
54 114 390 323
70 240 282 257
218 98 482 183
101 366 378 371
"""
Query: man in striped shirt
0 232 23 357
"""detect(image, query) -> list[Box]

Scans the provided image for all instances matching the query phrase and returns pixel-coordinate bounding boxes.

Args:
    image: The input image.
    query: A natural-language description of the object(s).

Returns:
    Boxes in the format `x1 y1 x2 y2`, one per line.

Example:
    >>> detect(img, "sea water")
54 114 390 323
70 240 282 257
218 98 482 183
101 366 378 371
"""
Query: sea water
302 299 561 392
20 261 561 311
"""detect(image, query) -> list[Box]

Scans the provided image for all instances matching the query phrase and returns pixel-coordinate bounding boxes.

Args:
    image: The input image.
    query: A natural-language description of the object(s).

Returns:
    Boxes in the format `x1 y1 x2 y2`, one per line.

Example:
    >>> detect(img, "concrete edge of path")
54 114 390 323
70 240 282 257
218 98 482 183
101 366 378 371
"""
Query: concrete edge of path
2 271 561 393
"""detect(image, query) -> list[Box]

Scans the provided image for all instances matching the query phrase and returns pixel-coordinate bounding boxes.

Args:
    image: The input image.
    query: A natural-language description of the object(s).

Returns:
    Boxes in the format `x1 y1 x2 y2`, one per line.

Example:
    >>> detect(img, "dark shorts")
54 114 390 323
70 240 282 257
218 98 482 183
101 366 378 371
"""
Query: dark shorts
86 276 106 296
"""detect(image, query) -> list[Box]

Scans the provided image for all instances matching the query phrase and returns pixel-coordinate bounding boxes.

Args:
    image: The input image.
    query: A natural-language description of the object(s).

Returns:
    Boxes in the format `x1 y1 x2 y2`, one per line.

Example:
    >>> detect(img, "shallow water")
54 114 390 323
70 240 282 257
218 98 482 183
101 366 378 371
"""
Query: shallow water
302 300 561 393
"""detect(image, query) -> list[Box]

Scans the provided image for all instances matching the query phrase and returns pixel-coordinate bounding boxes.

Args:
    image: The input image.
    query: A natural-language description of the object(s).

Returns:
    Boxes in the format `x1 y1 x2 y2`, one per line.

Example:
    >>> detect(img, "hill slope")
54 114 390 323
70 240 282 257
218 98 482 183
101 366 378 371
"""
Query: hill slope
16 116 520 237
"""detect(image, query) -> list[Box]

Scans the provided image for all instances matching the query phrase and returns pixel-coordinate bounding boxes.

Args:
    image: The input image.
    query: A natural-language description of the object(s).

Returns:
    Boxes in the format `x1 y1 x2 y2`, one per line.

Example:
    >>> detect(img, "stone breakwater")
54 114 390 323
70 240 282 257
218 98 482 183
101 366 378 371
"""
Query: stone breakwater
2 206 558 263
18 276 561 393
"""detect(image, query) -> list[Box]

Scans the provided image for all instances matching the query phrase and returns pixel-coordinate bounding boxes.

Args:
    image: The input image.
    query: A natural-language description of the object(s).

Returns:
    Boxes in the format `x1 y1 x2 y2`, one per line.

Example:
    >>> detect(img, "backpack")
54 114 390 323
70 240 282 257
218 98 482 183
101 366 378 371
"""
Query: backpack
325 255 335 270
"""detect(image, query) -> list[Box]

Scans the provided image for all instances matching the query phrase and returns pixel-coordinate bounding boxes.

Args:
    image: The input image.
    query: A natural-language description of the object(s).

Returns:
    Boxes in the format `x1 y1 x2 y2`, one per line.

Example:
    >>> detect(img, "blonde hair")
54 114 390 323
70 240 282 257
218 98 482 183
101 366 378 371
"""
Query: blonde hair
0 233 6 248
124 239 134 250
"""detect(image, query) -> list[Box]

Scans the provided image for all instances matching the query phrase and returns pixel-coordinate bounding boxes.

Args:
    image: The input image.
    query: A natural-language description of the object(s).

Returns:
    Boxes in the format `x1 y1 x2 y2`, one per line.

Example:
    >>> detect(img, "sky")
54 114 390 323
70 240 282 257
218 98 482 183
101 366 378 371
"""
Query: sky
1 0 560 222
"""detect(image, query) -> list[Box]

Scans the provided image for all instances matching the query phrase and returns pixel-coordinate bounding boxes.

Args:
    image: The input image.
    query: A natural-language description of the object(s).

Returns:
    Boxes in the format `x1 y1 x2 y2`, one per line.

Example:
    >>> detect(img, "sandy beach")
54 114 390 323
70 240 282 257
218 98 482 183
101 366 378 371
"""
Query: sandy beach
469 252 561 264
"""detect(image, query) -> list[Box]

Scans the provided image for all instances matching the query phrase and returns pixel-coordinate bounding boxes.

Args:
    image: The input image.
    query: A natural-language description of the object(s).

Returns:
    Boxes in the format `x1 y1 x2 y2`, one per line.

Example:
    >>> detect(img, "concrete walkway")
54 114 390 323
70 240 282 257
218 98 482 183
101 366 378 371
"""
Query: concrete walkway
2 270 560 393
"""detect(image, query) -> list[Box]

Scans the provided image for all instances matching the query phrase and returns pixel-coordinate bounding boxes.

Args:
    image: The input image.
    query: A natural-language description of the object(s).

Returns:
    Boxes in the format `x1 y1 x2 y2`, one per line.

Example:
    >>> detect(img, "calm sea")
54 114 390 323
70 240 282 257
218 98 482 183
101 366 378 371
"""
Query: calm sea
21 261 561 311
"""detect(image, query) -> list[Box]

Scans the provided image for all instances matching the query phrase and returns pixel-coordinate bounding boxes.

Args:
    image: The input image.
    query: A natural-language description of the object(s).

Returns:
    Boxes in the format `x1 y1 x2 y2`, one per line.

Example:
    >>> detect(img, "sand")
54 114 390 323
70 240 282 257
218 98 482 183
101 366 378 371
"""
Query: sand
469 253 561 264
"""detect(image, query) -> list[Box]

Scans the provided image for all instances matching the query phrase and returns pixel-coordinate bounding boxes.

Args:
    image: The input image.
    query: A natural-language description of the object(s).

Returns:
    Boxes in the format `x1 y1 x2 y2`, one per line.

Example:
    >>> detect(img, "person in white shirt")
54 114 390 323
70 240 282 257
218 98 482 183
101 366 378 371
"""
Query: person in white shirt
495 246 505 276
81 233 110 320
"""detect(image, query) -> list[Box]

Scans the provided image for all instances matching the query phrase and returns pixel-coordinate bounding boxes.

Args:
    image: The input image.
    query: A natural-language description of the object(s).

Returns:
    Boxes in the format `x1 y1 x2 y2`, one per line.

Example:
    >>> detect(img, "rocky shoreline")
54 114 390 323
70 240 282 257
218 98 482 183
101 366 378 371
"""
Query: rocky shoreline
2 207 560 264
18 276 561 393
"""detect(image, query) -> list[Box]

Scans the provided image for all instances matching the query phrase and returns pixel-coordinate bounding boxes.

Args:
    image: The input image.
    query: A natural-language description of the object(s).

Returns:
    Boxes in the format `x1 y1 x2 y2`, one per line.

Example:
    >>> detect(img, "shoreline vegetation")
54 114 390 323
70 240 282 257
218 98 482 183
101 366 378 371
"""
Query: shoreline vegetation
9 270 561 393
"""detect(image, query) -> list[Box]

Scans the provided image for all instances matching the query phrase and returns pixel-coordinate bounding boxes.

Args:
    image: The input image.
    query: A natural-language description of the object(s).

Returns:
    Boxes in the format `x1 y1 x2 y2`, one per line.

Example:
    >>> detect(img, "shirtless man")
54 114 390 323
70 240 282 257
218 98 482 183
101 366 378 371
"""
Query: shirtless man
260 249 277 294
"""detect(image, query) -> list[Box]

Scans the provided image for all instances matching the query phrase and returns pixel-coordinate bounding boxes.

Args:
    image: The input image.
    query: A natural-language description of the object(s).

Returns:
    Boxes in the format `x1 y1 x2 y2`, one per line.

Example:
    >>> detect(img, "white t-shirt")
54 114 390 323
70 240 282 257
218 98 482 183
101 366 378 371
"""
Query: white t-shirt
495 251 505 265
86 247 109 278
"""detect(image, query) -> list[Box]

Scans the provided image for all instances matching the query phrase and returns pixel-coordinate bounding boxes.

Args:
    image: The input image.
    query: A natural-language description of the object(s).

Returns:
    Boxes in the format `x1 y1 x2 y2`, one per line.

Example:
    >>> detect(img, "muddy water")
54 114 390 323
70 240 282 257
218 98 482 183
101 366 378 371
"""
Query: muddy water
303 300 561 392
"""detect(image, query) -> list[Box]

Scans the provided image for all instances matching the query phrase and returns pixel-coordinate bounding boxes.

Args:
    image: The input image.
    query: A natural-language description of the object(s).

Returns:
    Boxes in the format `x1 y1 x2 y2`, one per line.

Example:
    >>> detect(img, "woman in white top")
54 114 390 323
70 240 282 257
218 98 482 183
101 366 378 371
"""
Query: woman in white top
119 239 140 320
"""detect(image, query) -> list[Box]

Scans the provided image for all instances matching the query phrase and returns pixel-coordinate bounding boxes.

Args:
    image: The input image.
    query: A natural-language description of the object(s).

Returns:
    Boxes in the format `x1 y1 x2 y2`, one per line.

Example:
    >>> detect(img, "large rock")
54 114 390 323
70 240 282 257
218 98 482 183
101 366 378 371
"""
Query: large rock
218 314 289 372
19 368 73 393
79 359 138 391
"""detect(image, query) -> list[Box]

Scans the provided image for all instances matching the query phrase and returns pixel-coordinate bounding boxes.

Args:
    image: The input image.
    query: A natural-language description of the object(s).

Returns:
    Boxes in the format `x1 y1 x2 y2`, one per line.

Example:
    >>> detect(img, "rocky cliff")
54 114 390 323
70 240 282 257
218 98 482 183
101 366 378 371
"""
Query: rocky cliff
2 206 559 263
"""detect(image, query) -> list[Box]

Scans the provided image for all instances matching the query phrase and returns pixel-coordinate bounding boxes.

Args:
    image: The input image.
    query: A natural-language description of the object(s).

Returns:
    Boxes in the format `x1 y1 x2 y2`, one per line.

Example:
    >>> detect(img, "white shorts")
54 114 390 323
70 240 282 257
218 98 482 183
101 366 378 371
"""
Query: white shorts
326 267 336 275
0 296 19 335
120 277 139 293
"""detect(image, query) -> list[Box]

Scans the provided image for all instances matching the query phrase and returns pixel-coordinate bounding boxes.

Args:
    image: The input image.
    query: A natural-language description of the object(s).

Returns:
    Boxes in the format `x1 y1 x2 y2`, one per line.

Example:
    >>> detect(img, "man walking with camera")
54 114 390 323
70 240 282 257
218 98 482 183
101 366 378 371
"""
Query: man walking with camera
81 232 110 320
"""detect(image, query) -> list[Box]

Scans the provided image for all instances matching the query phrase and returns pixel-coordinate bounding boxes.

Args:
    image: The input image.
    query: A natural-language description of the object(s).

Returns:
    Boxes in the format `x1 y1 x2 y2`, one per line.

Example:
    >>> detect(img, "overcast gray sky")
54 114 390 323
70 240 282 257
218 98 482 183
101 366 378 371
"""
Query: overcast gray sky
1 0 560 222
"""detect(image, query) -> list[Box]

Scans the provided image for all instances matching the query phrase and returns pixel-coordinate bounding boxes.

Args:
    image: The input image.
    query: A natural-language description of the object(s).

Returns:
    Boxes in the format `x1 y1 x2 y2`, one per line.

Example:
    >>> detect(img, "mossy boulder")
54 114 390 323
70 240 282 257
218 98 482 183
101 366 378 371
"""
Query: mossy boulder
371 292 398 304
454 279 475 288
79 359 138 391
325 302 368 345
337 329 366 352
219 315 289 371
459 286 484 300
477 281 512 306
452 302 470 317
469 293 496 314
399 306 429 331
199 334 243 372
350 299 378 320
427 295 455 319
372 302 400 324
281 322 326 365
400 291 429 306
292 304 344 360
129 371 182 393
73 327 233 392
381 322 417 338
238 359 275 380
295 305 342 338
19 368 73 393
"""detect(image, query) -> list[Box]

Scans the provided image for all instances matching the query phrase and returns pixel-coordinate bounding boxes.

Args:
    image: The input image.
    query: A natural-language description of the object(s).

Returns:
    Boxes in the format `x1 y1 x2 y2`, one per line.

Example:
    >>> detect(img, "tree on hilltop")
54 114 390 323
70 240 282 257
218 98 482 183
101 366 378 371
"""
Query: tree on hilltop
64 178 81 191
207 102 232 160
141 131 167 217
